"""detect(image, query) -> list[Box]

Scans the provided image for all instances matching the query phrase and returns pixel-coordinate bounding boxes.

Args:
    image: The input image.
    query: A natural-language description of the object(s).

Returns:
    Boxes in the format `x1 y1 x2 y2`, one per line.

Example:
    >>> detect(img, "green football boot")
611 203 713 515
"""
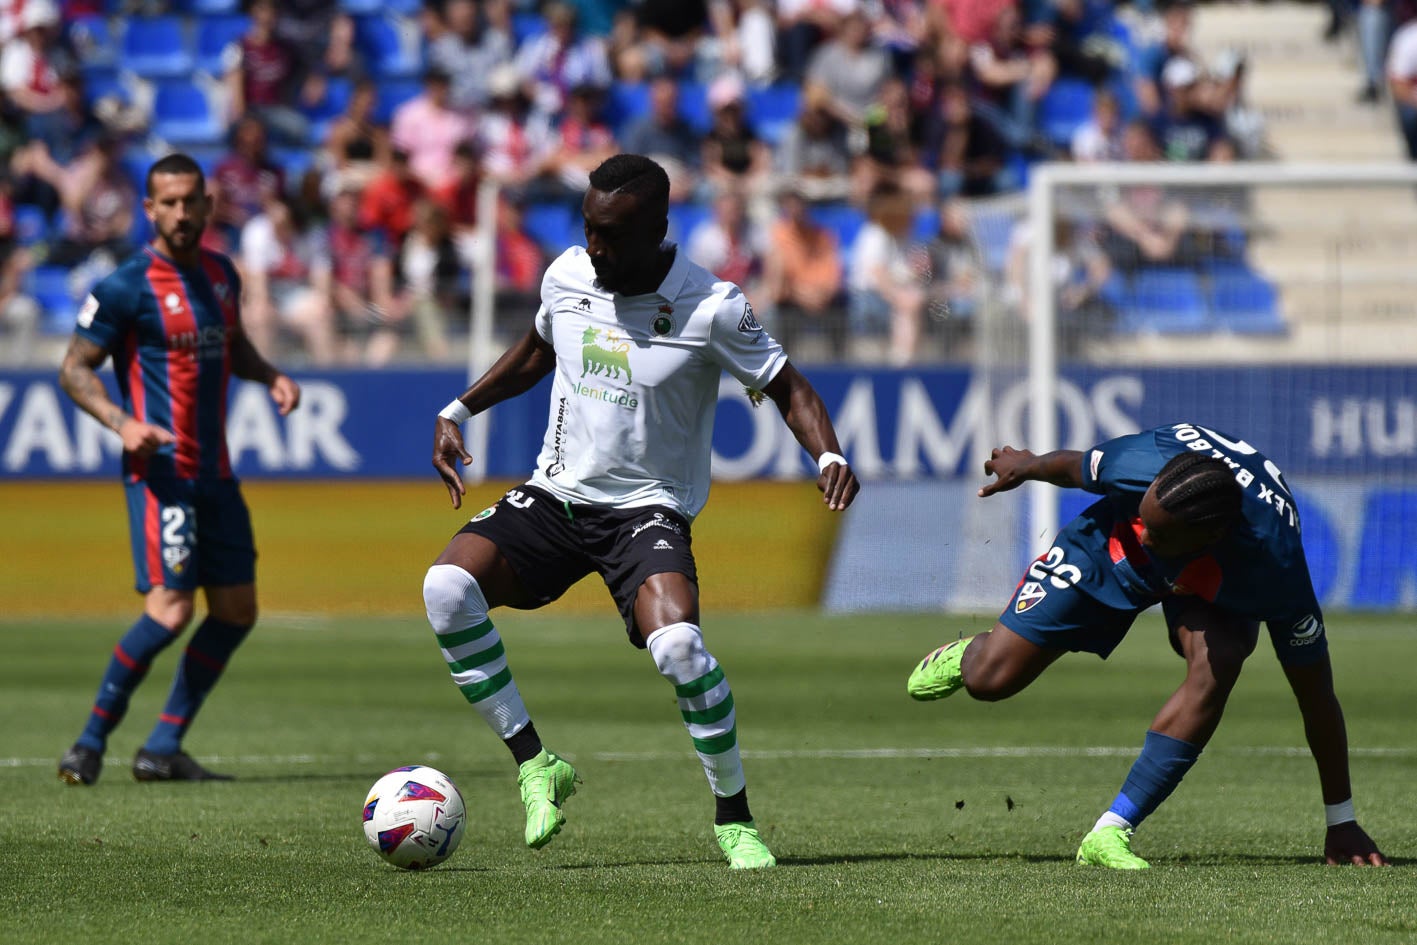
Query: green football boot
714 821 776 869
1076 826 1150 870
517 749 579 849
907 637 971 701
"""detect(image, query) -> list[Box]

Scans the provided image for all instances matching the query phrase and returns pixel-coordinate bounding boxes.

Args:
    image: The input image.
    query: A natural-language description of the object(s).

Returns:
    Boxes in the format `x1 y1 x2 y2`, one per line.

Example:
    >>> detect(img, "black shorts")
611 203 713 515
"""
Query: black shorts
457 483 698 647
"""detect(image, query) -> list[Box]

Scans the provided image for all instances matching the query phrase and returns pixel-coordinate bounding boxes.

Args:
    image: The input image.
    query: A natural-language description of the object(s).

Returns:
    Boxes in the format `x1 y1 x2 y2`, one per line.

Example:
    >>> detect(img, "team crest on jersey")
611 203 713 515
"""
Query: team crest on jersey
471 505 497 522
651 304 674 336
580 327 632 383
1015 581 1048 613
738 302 762 334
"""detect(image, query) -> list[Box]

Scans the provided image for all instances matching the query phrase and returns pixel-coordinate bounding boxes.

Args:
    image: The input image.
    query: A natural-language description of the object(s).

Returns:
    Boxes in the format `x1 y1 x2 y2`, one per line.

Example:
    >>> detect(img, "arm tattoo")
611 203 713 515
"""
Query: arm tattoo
58 335 125 431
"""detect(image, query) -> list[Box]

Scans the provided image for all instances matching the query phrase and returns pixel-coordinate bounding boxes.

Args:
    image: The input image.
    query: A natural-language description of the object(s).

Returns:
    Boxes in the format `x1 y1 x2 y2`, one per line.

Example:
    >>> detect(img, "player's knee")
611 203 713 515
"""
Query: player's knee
646 622 711 679
148 597 196 632
424 564 487 625
218 600 258 628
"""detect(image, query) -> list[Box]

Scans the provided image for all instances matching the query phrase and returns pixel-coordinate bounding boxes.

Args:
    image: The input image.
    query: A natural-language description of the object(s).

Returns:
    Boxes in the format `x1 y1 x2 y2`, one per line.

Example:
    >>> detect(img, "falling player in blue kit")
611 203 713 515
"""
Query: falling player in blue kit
55 153 301 785
907 422 1389 869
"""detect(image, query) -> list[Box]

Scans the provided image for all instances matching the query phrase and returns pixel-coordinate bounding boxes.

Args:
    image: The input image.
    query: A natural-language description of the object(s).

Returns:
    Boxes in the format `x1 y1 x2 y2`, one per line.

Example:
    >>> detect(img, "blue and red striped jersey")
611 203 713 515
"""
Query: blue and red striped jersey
75 246 243 482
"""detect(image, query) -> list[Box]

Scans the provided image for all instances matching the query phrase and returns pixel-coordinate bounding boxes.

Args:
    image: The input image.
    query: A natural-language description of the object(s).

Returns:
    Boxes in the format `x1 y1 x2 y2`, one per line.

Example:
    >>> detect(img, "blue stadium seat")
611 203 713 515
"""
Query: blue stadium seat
82 70 127 108
513 12 548 45
1038 77 1095 149
1208 265 1284 334
677 82 712 135
272 147 315 183
668 202 710 243
604 81 648 137
1120 267 1209 333
372 77 422 124
177 0 241 13
195 15 250 75
304 76 353 142
122 17 194 79
747 83 800 146
523 202 579 251
356 15 424 78
67 16 118 69
13 204 50 246
911 208 938 243
27 266 77 334
340 0 385 14
808 203 865 253
153 81 225 145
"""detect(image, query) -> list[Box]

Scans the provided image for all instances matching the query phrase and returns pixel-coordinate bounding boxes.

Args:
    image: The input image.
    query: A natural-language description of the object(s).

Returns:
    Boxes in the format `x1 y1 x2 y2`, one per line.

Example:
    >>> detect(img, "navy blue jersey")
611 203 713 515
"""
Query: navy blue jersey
1050 421 1326 664
75 247 243 482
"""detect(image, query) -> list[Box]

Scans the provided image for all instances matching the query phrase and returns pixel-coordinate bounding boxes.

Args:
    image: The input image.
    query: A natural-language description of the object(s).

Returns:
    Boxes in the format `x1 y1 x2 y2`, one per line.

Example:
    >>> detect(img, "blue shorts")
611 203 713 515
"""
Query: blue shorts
998 570 1142 659
123 477 256 593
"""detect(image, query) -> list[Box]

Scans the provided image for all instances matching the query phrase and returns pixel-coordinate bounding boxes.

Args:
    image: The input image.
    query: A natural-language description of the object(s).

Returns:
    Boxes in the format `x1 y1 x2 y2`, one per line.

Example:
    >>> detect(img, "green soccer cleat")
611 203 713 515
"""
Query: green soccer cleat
1076 825 1151 870
517 749 579 849
907 637 970 701
714 821 776 869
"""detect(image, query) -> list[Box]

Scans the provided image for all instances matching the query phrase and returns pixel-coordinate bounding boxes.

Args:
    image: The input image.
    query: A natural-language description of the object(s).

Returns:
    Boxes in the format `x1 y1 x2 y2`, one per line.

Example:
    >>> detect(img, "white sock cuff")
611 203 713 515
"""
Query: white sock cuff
423 564 490 623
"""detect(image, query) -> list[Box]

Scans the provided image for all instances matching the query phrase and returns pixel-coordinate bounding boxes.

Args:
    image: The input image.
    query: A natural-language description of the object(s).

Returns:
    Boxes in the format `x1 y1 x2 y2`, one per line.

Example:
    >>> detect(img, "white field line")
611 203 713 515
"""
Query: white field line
7 745 1414 769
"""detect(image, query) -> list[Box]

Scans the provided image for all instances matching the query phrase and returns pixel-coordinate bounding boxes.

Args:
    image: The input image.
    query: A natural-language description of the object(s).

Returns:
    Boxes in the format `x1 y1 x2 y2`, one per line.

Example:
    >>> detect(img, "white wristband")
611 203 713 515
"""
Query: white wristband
1324 798 1356 827
438 399 471 425
817 451 847 474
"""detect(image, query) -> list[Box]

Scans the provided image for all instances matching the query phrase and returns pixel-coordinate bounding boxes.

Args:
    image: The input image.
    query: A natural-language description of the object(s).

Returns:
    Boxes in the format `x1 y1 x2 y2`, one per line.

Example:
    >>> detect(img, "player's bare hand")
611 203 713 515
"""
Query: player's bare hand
979 446 1036 497
269 374 301 415
818 460 859 512
433 417 474 509
118 417 175 457
1324 822 1389 866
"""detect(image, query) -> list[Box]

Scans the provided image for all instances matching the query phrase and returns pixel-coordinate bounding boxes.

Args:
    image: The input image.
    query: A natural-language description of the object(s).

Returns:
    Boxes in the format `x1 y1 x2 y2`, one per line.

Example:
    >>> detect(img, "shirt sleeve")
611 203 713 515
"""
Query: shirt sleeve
1080 430 1164 497
706 287 787 389
74 272 134 352
533 257 558 342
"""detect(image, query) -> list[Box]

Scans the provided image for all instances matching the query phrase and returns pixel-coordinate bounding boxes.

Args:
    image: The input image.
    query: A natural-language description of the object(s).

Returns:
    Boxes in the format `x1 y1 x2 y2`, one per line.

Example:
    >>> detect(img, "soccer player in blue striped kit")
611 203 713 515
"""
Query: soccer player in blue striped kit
908 422 1389 869
56 153 301 785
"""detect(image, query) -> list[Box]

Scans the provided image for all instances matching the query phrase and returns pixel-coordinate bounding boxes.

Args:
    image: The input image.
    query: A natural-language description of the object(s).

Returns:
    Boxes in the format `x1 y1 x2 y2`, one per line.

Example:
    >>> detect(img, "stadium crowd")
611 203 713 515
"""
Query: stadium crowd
0 0 1300 366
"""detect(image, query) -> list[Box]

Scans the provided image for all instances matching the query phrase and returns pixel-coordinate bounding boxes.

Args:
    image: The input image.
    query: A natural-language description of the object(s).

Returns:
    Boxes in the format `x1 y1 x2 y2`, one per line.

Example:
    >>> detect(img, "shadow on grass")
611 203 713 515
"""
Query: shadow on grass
552 852 1415 870
229 770 507 785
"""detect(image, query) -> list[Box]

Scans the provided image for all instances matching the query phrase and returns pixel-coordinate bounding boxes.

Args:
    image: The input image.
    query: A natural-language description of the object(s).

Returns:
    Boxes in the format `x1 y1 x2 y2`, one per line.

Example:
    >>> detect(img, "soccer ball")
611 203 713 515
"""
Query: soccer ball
361 765 466 870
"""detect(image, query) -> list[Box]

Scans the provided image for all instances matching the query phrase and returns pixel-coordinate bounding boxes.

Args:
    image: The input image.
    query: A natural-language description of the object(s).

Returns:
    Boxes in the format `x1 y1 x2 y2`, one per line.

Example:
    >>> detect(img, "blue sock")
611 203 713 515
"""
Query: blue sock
143 617 252 755
77 614 179 752
1106 730 1202 829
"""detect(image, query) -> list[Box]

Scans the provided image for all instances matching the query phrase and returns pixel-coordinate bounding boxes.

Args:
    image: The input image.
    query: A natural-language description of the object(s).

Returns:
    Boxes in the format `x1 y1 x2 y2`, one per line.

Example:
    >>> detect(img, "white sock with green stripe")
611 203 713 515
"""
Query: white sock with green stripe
423 564 530 739
646 622 745 798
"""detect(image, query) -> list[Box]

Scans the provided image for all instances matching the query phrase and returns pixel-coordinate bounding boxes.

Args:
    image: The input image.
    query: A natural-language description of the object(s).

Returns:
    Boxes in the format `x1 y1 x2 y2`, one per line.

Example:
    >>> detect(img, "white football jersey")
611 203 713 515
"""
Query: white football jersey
528 243 787 519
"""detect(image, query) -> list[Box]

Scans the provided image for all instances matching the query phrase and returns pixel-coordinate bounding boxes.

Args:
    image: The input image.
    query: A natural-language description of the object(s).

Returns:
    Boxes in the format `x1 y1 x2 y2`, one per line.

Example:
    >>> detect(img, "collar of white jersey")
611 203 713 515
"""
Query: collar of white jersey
647 240 689 302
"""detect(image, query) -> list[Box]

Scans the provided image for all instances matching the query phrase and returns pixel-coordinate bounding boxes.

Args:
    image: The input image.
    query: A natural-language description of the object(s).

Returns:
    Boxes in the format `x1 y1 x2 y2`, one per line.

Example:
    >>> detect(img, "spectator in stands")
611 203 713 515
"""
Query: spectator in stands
213 115 285 247
1152 57 1222 162
516 1 612 123
777 81 852 200
622 76 702 201
0 0 63 116
1071 86 1124 162
359 148 424 247
323 78 391 193
922 80 1008 199
701 72 771 196
223 0 312 147
629 0 711 79
325 183 404 366
966 3 1056 152
921 197 981 331
761 181 845 357
686 185 766 291
710 0 778 87
1389 18 1417 159
430 0 514 111
540 83 618 195
776 0 854 81
17 134 133 270
433 141 483 251
1135 0 1196 118
1038 0 1124 86
1097 121 1196 273
857 75 937 204
476 64 556 196
240 198 339 365
930 0 1016 47
806 9 891 124
398 197 463 364
274 0 340 65
1355 0 1390 105
24 72 101 166
495 195 545 299
1209 49 1266 159
849 181 927 365
0 172 37 364
391 68 477 191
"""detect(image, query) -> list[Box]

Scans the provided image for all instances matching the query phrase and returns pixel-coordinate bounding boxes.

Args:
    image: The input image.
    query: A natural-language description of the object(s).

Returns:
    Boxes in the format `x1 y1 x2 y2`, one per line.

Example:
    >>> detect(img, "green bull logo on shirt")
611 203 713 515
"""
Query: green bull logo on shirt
580 327 633 384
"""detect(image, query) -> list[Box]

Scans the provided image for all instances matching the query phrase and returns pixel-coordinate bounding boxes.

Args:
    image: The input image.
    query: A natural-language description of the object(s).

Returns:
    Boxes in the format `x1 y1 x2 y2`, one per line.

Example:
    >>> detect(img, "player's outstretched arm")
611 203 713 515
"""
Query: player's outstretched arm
58 334 174 456
231 332 301 415
433 328 556 509
763 363 860 511
979 447 1086 497
1282 655 1390 866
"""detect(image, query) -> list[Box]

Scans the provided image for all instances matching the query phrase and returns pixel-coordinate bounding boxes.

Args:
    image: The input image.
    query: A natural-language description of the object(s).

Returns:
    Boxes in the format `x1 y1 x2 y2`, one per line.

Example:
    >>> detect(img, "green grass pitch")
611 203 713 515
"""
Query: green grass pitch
2 611 1412 945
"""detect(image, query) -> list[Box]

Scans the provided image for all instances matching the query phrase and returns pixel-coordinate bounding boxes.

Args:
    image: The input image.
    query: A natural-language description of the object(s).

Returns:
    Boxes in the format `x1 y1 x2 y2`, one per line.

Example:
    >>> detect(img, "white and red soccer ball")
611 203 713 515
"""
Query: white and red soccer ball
362 765 466 870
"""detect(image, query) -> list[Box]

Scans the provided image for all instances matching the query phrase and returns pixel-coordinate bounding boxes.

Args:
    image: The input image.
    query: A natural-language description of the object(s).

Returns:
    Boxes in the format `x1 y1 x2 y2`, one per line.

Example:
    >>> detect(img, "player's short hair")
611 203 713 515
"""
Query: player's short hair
1153 452 1242 533
146 153 206 196
588 154 670 211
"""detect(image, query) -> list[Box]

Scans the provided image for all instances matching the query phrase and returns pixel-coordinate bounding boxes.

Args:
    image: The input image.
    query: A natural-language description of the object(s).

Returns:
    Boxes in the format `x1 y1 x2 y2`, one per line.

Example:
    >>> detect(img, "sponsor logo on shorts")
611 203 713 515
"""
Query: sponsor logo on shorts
1015 581 1048 613
653 539 673 551
631 512 683 538
1289 614 1325 645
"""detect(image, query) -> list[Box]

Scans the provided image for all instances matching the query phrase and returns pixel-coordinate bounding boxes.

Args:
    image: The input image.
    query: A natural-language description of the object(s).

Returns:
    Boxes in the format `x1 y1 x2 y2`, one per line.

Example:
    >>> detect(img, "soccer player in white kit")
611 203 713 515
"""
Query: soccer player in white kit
424 155 860 868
